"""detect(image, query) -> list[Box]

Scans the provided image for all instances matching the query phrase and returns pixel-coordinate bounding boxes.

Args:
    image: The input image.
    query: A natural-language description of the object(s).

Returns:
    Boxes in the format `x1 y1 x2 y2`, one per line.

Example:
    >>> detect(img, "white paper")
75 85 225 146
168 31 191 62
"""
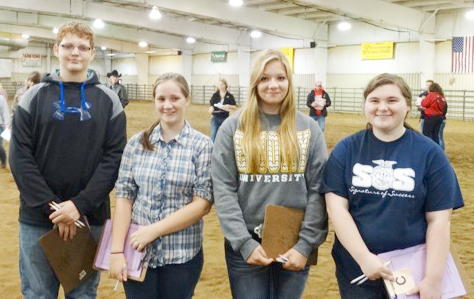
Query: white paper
214 103 224 109
1 128 11 142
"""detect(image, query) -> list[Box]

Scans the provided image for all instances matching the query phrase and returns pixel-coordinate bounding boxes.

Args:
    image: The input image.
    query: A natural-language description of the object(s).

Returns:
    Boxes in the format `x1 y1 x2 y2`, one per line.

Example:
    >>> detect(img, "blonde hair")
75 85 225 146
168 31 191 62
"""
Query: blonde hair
56 21 95 49
140 73 190 151
217 78 228 92
239 49 298 172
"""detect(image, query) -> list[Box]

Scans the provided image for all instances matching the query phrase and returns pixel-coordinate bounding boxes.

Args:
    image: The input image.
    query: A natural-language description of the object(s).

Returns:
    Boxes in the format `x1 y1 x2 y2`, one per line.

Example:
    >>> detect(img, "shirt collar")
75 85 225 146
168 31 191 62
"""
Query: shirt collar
149 121 191 146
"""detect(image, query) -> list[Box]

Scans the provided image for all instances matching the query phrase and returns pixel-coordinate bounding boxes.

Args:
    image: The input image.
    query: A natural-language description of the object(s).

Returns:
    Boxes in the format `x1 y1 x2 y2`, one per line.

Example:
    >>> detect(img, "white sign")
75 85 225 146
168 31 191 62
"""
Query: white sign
22 53 42 67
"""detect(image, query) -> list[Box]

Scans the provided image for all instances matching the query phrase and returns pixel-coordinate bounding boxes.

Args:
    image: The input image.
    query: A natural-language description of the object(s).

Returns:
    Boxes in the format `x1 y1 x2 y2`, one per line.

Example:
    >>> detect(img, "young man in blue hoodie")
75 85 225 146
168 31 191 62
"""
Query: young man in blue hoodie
9 21 127 298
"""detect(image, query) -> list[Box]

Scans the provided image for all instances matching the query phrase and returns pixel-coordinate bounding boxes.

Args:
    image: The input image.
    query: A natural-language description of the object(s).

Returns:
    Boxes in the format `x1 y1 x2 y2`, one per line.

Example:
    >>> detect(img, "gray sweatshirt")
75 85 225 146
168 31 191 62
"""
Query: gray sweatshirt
212 110 328 261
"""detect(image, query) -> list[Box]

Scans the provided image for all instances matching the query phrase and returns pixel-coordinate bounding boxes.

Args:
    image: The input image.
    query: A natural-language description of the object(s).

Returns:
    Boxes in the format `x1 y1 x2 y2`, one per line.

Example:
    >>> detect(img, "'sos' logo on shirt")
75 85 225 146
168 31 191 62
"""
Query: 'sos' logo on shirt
352 160 415 191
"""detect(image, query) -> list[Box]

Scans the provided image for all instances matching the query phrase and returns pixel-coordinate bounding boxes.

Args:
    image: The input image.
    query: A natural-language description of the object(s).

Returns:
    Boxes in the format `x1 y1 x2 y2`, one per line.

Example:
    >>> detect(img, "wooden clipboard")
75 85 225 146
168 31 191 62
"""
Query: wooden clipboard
261 205 305 260
39 224 98 294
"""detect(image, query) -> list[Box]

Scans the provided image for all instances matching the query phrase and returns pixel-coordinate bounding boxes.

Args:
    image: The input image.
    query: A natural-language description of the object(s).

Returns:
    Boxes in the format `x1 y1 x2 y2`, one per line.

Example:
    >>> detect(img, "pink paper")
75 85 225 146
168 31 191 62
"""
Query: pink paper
378 244 467 299
94 219 146 279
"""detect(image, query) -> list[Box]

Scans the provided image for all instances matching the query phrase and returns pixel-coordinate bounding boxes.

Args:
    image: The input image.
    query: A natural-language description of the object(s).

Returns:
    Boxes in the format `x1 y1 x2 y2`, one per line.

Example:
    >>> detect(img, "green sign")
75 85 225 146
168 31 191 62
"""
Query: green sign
211 51 227 63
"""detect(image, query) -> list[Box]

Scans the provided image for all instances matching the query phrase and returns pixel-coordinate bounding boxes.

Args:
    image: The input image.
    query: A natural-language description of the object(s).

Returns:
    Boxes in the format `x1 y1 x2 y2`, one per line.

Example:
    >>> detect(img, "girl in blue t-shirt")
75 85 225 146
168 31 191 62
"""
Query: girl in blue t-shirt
323 73 463 299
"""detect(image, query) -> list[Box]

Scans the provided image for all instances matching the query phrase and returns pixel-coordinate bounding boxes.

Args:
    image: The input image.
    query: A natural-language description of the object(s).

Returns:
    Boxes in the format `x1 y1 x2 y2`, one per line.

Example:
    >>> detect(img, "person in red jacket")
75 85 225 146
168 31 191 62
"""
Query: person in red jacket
421 83 445 145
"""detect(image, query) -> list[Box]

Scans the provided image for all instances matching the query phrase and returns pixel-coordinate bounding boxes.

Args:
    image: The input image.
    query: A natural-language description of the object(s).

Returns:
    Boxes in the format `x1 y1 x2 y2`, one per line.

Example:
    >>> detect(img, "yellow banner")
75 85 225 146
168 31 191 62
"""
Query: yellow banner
279 47 294 71
361 42 394 59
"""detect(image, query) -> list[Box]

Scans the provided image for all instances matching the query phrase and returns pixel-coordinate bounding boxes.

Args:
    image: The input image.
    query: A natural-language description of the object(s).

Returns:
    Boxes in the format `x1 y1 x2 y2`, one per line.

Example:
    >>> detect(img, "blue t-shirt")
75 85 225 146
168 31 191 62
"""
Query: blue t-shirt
322 129 463 278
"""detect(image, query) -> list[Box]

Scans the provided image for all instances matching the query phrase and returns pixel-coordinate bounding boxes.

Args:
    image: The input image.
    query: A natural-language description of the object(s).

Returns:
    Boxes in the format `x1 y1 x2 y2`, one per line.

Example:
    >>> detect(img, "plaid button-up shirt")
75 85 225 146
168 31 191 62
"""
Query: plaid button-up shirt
115 122 213 267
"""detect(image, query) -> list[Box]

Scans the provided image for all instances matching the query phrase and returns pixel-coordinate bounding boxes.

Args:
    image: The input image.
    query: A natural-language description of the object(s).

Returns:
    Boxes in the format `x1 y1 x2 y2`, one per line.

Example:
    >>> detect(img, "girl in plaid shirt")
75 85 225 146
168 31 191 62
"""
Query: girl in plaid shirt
110 73 213 298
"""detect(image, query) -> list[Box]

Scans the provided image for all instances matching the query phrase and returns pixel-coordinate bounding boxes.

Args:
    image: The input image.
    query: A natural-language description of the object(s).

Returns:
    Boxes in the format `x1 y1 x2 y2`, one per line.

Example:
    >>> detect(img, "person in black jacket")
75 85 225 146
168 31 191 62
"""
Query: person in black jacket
307 80 331 132
9 21 127 299
208 78 236 141
108 70 129 108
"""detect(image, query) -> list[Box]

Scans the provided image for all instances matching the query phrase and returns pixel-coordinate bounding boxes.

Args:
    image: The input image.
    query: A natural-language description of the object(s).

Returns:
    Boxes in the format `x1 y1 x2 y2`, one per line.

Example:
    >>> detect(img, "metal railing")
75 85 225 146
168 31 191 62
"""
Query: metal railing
4 81 474 121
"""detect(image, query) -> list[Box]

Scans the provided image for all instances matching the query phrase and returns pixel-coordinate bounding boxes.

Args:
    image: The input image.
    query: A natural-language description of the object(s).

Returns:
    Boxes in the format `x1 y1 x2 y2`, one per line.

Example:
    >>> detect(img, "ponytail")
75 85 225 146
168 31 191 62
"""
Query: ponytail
140 120 160 151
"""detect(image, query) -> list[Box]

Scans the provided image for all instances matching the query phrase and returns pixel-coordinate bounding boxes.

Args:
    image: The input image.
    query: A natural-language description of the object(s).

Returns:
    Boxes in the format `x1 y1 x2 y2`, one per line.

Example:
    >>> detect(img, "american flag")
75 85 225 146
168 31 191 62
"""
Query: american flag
452 36 474 73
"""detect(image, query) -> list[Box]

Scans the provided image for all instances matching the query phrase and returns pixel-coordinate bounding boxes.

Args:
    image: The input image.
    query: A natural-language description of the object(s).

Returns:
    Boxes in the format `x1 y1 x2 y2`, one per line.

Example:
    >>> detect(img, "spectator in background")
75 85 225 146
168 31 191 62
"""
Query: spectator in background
0 82 8 101
307 80 331 132
107 70 129 108
11 71 41 115
208 78 237 142
415 79 433 133
421 83 446 145
0 92 10 168
439 97 448 150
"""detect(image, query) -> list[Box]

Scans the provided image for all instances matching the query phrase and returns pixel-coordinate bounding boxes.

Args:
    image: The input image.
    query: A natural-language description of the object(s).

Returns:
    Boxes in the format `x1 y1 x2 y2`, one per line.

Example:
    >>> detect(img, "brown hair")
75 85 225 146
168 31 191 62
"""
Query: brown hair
428 82 444 96
56 21 95 49
28 71 41 84
363 73 413 130
140 73 190 151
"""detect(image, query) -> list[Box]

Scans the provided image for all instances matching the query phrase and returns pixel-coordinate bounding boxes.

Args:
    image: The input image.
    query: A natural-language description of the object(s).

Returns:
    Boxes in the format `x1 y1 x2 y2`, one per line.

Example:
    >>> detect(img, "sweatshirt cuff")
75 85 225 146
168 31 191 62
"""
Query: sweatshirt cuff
240 238 260 261
293 239 312 258
70 197 85 217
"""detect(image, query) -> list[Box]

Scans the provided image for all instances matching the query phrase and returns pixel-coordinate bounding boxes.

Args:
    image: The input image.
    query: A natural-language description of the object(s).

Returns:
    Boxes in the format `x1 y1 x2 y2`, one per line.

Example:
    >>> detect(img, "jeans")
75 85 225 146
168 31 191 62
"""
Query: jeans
438 120 446 150
124 249 203 299
311 115 326 132
210 116 226 142
336 268 389 299
19 222 103 299
422 115 443 145
224 240 310 299
0 125 6 167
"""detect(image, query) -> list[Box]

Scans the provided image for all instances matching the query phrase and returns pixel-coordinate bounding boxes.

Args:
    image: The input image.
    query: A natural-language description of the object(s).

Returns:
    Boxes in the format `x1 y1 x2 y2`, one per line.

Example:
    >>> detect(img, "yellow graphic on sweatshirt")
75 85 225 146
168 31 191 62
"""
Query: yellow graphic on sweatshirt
234 129 311 174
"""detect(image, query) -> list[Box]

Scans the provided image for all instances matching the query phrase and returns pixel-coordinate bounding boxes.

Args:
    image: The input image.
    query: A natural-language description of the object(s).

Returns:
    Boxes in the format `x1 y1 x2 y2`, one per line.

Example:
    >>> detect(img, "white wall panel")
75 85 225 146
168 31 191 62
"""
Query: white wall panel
191 75 239 87
435 73 474 90
294 48 316 74
327 42 420 74
327 73 420 90
435 41 452 74
293 74 315 89
112 58 137 76
192 52 241 76
149 55 182 75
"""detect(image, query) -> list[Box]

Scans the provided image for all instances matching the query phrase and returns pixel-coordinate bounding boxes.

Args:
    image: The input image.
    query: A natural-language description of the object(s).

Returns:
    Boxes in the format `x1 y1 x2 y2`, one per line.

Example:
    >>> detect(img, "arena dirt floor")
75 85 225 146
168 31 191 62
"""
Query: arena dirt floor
1 100 473 298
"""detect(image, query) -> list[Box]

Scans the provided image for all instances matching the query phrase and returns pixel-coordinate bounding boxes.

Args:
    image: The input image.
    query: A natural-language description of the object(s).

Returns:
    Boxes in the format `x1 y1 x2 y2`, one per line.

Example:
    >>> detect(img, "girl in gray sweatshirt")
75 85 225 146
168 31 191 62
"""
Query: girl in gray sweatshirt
212 49 328 298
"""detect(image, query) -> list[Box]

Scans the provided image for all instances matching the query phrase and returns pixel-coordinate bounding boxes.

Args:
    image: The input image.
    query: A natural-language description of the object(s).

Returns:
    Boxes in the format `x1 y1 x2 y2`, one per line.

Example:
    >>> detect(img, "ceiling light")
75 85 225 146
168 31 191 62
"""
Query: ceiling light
139 41 148 48
337 21 351 31
186 37 196 43
465 10 474 20
250 30 262 38
229 0 243 7
106 53 116 56
101 46 107 50
21 33 30 39
149 6 162 19
52 27 59 34
145 51 156 54
93 19 105 29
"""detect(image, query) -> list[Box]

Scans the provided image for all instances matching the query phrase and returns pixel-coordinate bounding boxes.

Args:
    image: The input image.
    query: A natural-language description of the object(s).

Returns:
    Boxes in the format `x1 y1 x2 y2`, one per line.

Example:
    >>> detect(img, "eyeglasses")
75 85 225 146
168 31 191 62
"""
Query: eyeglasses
60 43 91 53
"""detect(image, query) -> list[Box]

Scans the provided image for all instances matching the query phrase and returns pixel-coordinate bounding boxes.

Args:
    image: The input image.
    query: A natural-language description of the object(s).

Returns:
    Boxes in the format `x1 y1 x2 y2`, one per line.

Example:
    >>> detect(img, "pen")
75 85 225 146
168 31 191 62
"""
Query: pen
351 261 392 285
114 263 127 291
49 202 86 228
